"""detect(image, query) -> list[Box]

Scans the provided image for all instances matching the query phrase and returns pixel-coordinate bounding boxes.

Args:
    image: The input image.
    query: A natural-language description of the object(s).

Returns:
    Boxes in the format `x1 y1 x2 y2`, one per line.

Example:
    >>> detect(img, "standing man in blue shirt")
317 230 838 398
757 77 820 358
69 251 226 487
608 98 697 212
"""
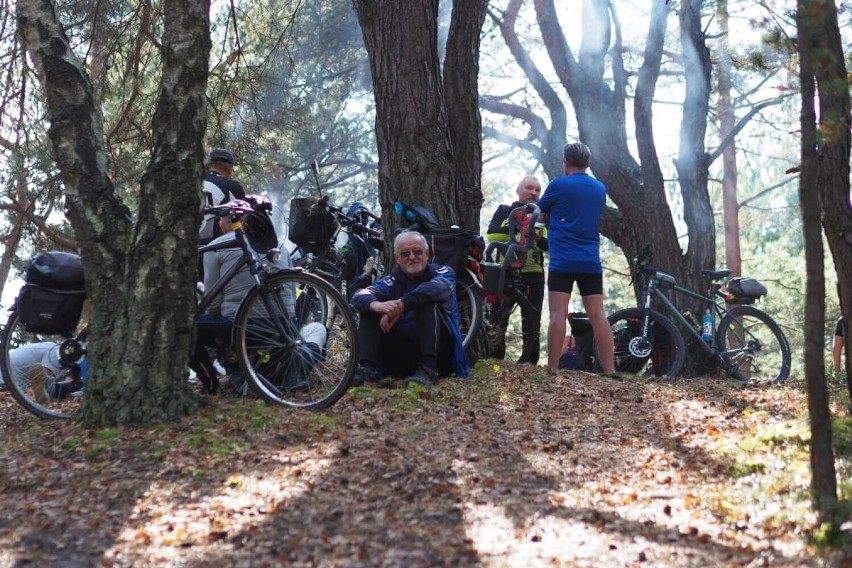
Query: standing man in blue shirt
537 142 614 373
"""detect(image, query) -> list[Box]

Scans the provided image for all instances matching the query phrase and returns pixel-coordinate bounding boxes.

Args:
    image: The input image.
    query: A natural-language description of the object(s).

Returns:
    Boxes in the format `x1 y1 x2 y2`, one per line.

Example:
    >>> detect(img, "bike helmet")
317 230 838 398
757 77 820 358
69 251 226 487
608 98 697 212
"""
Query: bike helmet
393 201 438 232
346 201 368 217
243 208 278 254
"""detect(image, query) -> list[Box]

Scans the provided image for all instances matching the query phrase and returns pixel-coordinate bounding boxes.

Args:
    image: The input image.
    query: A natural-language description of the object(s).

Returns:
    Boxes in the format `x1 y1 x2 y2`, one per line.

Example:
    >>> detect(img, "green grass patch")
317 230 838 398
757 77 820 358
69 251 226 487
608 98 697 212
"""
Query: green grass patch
832 415 852 456
185 430 244 456
61 437 84 451
730 461 766 478
83 444 108 460
92 428 120 443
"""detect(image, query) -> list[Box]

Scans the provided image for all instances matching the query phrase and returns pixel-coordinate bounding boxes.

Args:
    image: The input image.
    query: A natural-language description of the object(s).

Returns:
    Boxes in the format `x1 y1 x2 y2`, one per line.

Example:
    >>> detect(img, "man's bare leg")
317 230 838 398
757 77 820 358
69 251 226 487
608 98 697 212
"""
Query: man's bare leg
582 293 614 373
547 290 571 370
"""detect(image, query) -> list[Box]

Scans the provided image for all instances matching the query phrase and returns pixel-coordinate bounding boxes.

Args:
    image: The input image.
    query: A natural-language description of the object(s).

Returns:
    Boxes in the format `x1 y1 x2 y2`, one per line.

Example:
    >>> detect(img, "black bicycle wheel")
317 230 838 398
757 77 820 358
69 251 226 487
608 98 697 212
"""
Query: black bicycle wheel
233 271 357 409
607 308 686 377
482 285 539 364
0 309 87 420
716 305 791 382
455 270 482 351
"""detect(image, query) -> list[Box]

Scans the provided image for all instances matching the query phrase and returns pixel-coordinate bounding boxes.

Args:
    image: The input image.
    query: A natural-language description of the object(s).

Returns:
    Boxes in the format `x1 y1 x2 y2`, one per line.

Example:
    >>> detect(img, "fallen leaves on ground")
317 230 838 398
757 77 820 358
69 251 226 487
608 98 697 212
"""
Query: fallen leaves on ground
0 364 850 567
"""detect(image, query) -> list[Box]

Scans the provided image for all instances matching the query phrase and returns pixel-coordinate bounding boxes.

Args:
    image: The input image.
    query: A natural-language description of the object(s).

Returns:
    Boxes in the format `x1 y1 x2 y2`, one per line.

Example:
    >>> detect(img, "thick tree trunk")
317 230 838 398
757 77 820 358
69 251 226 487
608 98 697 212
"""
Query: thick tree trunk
354 0 458 238
443 0 488 230
17 0 210 425
797 0 839 522
354 0 486 235
812 5 852 408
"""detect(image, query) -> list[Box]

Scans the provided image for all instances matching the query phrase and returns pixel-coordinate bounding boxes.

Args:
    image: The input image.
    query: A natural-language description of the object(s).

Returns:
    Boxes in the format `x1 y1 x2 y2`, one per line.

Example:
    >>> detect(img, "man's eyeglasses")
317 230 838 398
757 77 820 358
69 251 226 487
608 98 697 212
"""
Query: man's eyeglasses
398 248 426 259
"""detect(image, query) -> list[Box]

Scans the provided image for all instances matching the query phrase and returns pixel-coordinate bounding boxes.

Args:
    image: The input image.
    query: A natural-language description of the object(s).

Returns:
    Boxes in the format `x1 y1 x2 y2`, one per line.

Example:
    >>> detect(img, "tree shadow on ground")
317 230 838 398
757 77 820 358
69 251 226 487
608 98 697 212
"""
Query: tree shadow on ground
0 369 834 567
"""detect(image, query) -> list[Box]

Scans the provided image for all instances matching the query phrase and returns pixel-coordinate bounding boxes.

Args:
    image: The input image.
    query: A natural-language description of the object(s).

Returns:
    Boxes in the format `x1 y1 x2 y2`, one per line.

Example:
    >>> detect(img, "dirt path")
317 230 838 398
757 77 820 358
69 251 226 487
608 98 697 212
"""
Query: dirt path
0 366 849 567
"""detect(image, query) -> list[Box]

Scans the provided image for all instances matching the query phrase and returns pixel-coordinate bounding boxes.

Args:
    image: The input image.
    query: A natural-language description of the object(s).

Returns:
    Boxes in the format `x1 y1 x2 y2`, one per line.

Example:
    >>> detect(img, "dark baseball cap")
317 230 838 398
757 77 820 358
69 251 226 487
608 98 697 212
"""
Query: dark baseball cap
209 148 235 165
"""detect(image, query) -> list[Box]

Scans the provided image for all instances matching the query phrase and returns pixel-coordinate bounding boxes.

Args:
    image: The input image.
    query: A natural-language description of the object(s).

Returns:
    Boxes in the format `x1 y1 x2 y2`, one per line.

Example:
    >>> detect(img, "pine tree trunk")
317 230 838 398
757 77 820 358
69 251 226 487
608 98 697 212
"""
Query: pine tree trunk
443 0 488 230
797 0 840 522
354 0 468 235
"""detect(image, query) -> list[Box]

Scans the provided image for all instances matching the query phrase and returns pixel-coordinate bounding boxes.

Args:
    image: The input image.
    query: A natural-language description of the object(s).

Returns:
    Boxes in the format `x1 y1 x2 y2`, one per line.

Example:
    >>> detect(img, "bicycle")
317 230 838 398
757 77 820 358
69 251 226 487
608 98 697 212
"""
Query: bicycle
477 203 541 364
605 246 791 381
1 199 359 419
289 195 384 294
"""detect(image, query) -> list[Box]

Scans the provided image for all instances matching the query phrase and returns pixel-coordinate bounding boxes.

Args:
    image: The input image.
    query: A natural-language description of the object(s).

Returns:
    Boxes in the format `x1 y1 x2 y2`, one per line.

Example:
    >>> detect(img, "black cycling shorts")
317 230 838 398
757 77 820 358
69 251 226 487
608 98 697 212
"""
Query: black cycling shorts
547 270 603 296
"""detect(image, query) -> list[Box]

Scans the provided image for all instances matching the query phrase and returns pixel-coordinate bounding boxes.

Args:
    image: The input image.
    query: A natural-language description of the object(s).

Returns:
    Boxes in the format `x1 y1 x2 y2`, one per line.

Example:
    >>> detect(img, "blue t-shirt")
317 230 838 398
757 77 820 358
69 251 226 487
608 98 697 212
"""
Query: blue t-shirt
537 172 606 273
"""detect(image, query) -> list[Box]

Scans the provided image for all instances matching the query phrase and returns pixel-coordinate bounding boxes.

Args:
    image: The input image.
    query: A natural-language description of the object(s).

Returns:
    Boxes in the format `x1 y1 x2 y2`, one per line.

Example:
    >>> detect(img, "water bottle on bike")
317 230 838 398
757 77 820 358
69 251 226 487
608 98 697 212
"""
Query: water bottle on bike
702 309 713 342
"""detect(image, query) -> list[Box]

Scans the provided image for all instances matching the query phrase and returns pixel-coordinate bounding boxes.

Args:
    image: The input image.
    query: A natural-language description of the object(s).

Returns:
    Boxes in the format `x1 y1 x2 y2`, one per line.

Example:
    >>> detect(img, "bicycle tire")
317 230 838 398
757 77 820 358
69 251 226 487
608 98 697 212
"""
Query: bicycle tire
455 270 483 351
233 271 357 409
0 309 86 420
607 308 686 377
716 305 791 382
482 284 539 364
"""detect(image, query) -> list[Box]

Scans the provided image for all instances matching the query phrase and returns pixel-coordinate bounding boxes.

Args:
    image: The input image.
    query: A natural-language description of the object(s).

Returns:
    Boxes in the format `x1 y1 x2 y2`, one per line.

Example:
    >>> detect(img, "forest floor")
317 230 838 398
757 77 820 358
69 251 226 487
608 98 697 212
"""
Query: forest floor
1 362 851 568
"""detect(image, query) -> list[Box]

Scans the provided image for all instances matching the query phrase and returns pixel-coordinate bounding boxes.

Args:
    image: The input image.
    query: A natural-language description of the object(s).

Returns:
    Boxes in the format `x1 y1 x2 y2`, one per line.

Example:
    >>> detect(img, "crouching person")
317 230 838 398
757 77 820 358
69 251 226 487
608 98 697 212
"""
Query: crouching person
350 231 468 387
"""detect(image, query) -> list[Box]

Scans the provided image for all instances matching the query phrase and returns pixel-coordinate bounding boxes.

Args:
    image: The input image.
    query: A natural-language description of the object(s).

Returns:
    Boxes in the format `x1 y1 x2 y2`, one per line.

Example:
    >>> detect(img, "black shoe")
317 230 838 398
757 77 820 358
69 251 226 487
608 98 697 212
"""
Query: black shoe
226 373 249 396
404 366 438 388
351 366 380 387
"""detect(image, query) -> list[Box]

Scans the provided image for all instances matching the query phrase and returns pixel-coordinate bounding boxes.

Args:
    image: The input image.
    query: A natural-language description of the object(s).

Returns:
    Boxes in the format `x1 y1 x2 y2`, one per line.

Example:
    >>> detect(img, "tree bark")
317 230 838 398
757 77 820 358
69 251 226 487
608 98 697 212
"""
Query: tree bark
811 2 852 408
17 0 210 426
797 0 840 522
443 0 488 229
353 0 486 235
354 0 457 237
717 0 742 277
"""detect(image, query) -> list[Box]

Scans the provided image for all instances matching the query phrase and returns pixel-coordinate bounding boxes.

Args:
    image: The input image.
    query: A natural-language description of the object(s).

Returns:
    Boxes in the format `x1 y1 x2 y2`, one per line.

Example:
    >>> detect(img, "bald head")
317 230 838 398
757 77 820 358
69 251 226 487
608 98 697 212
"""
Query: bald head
516 176 542 204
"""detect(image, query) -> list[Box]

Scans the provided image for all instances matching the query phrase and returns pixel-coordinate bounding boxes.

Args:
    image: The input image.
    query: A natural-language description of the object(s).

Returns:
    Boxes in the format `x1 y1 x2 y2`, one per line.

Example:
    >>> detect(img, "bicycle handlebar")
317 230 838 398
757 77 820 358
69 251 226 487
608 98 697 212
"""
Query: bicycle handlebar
203 200 257 219
308 197 383 240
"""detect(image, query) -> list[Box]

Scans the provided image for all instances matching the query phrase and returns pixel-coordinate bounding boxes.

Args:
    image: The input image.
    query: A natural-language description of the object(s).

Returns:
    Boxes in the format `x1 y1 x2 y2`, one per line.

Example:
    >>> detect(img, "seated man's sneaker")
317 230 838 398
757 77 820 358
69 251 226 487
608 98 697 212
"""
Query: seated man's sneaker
351 366 380 387
404 366 438 388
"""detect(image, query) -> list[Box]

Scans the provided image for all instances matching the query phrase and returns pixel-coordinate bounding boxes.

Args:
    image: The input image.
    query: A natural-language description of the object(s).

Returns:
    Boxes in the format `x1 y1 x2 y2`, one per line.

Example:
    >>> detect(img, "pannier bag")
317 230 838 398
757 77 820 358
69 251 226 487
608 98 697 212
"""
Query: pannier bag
725 277 767 304
288 198 339 253
424 229 485 276
17 251 86 335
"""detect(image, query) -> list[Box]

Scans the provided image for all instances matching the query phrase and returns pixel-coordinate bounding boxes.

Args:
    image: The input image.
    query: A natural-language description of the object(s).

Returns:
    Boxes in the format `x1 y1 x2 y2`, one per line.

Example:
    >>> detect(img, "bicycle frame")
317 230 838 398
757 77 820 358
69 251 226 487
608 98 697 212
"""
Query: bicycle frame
641 271 735 366
197 212 297 340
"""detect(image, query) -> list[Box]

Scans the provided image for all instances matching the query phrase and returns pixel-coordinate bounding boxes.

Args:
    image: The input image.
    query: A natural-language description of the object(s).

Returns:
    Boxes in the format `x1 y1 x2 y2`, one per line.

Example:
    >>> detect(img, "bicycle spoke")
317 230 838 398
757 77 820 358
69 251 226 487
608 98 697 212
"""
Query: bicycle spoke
717 306 790 382
482 286 538 364
234 272 357 409
607 308 685 377
1 310 87 420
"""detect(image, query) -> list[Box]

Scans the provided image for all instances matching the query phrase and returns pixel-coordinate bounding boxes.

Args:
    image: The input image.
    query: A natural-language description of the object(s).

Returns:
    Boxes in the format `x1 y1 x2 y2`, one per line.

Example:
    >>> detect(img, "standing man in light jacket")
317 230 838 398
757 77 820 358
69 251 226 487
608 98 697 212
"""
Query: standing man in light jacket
486 175 548 364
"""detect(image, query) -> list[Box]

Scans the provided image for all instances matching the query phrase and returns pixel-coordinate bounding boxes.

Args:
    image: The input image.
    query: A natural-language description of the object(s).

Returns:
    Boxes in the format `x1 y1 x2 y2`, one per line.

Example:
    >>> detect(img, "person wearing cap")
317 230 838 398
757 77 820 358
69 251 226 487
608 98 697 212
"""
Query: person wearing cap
486 175 548 364
200 148 246 245
207 148 245 199
537 142 614 374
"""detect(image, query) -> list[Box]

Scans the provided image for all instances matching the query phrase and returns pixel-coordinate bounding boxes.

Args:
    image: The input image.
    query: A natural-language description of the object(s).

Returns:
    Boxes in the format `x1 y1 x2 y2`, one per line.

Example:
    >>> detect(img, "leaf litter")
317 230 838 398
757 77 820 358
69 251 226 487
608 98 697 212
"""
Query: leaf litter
0 363 850 567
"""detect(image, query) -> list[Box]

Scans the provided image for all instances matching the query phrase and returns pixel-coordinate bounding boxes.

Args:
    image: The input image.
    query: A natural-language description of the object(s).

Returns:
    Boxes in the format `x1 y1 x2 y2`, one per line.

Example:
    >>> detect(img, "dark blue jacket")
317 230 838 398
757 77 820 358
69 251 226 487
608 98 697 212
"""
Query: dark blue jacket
351 263 469 377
